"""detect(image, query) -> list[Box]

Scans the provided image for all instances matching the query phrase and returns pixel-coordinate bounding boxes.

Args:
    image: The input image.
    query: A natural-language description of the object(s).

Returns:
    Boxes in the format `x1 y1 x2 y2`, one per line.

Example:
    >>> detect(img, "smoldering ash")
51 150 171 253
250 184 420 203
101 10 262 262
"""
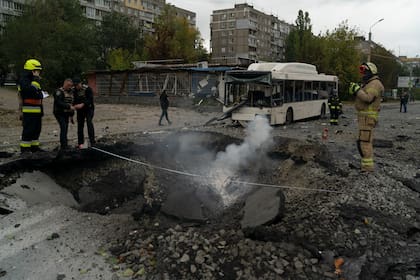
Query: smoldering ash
210 115 273 206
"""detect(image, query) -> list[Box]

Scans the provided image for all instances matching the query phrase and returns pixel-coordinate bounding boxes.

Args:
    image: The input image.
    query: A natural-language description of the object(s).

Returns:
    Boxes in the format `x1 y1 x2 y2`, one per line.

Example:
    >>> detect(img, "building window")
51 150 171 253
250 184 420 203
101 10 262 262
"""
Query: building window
86 7 95 17
221 47 226 53
3 0 13 10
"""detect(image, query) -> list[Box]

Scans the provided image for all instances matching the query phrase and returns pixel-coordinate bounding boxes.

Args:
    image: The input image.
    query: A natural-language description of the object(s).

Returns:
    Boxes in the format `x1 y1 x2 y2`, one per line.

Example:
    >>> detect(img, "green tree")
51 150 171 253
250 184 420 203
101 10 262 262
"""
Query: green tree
318 22 361 97
0 0 98 91
106 48 140 70
143 5 207 63
370 45 400 89
285 10 314 62
286 14 361 97
98 11 143 69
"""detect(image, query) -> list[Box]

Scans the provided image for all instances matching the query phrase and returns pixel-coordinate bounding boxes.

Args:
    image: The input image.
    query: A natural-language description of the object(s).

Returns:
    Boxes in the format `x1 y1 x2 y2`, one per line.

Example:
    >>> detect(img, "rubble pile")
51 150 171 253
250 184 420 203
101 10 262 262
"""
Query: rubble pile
104 130 420 279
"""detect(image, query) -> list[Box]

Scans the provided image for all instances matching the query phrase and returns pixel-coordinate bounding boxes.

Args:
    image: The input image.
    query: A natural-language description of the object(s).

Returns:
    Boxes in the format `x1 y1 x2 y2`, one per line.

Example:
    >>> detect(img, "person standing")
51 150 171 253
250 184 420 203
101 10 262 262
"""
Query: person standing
53 78 76 150
400 91 408 113
328 90 342 125
159 90 171 126
349 62 384 172
18 59 45 153
72 77 95 148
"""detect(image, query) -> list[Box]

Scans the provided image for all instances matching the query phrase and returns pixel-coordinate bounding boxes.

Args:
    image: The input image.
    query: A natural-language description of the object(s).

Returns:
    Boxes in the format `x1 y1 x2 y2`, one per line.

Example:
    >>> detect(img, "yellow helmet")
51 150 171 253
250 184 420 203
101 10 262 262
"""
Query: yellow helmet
24 59 42 71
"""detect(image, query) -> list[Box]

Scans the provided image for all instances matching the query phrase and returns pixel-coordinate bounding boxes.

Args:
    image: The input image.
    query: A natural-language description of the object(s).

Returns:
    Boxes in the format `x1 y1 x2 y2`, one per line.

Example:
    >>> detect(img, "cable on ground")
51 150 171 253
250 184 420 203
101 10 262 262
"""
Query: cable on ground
91 146 344 194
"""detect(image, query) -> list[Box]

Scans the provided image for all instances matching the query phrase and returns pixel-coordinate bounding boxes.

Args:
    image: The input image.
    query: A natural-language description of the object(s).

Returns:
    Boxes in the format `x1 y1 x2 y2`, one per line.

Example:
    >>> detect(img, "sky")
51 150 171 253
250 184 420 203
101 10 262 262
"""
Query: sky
168 0 419 58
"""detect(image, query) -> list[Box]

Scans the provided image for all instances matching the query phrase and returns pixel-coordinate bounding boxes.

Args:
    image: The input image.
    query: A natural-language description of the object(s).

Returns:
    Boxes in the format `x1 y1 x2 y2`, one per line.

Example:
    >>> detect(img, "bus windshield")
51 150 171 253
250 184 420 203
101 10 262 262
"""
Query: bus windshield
225 71 274 107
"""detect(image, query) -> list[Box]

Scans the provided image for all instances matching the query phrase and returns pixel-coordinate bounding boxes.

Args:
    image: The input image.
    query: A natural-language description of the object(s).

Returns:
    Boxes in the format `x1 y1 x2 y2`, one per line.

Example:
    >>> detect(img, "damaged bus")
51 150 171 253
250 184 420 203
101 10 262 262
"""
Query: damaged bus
223 62 338 125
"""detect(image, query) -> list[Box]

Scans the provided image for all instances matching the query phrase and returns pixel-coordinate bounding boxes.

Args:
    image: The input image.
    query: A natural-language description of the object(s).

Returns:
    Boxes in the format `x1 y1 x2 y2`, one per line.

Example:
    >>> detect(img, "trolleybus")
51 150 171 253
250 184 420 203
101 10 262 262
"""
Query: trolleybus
223 62 338 125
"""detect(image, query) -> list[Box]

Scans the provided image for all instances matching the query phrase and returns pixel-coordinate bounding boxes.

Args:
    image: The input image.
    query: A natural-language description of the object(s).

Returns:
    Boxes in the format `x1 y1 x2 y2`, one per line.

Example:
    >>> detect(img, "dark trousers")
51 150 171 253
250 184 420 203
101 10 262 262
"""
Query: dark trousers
21 114 42 151
77 109 95 145
54 113 70 148
159 108 170 124
330 109 339 125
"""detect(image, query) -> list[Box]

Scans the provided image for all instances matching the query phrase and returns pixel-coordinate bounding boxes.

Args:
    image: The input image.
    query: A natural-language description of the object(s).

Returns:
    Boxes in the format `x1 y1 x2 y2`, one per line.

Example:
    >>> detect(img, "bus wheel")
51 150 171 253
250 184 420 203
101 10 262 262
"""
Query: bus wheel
320 104 326 119
285 108 293 125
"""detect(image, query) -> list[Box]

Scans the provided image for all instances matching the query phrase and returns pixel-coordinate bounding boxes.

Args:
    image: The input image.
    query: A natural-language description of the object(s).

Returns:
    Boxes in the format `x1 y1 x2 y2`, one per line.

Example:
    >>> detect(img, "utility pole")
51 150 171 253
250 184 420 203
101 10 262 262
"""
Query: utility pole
367 18 384 62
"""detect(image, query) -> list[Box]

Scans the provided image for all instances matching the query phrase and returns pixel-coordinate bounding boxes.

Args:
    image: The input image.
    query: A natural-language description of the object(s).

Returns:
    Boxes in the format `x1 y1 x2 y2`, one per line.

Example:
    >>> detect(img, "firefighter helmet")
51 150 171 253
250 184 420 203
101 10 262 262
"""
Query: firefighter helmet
24 59 42 71
359 62 378 75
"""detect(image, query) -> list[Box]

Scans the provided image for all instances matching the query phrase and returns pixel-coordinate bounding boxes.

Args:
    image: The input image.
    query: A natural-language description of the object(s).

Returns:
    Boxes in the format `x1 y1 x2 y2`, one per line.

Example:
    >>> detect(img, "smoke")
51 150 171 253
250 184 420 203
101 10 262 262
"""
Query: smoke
209 115 273 205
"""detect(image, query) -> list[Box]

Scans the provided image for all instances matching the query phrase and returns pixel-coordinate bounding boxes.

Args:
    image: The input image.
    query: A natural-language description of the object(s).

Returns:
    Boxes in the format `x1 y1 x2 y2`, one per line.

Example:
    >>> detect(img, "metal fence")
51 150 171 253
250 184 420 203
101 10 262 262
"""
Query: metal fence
95 70 191 97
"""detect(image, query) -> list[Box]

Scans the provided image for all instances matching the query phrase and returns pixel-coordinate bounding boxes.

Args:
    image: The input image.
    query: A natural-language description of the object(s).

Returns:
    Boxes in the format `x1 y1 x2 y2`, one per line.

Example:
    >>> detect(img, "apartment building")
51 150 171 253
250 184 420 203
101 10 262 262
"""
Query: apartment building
0 0 25 30
210 3 292 65
169 4 196 27
119 0 163 32
80 0 121 24
0 0 121 29
0 0 194 33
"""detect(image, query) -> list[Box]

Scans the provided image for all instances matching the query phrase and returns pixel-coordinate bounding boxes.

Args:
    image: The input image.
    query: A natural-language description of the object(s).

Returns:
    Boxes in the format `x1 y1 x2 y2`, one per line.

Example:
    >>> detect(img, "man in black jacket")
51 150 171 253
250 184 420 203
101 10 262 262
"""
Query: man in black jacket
72 77 95 148
159 90 171 126
53 78 77 150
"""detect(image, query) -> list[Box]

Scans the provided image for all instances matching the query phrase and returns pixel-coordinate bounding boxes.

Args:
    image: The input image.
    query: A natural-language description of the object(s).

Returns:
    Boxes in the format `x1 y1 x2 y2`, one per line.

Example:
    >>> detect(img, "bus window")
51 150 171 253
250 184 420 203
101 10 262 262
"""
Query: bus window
295 80 304 102
284 80 294 103
250 90 265 107
295 91 303 102
272 82 283 106
304 81 312 91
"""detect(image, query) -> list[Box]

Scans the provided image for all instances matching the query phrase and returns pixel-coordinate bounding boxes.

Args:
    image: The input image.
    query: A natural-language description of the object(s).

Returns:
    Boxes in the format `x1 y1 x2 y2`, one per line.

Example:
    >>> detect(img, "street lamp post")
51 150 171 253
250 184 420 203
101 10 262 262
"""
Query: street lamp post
367 18 384 62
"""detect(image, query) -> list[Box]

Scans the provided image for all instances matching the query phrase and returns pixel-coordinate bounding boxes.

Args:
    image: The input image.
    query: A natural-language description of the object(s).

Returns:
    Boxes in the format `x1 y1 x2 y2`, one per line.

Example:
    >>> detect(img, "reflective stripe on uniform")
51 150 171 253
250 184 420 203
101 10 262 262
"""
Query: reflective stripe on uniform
361 158 374 167
358 110 378 120
31 81 41 89
31 140 40 146
22 106 42 113
23 99 42 105
20 141 31 148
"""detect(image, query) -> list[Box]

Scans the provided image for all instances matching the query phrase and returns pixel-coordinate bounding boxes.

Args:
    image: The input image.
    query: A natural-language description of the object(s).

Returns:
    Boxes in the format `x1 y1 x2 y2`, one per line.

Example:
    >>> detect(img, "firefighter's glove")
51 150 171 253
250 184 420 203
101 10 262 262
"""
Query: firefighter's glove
349 82 360 95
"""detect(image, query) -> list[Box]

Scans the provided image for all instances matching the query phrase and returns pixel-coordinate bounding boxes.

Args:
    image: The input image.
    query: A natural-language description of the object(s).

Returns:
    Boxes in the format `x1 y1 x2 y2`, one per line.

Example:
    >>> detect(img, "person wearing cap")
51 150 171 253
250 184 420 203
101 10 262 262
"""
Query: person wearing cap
18 59 45 153
349 62 384 172
72 77 95 148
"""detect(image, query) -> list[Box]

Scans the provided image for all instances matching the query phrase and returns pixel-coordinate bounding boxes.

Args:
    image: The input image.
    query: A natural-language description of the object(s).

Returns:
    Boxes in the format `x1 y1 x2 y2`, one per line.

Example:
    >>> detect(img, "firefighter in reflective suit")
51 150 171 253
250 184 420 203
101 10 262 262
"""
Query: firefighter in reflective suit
349 62 384 172
328 90 342 125
18 59 44 153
